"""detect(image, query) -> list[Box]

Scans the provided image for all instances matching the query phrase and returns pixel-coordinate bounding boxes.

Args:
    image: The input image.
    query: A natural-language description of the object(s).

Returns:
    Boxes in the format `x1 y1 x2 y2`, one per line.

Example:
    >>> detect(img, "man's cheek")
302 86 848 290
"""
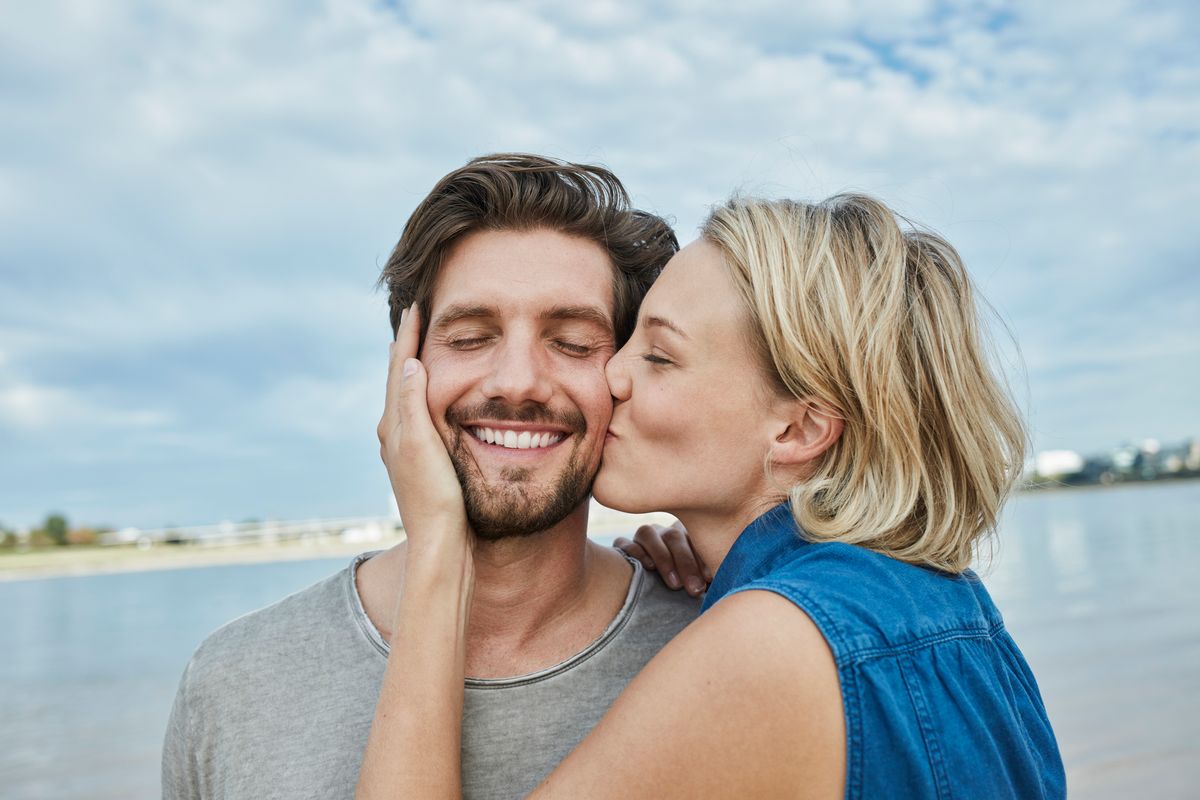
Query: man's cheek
422 379 456 443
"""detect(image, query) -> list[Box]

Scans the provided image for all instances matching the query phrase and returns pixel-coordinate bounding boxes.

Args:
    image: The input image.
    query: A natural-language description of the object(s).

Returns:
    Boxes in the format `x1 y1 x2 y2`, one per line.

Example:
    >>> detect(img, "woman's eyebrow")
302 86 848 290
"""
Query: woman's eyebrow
644 315 690 340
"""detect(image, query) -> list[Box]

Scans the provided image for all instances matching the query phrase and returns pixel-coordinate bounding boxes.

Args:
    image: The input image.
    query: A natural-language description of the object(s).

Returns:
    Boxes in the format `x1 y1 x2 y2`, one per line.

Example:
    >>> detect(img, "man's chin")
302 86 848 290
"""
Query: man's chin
461 476 592 541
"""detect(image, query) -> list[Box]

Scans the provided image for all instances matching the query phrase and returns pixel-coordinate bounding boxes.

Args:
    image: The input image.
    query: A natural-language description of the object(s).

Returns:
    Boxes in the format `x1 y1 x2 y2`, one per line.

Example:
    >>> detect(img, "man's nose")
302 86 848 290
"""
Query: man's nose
479 338 555 405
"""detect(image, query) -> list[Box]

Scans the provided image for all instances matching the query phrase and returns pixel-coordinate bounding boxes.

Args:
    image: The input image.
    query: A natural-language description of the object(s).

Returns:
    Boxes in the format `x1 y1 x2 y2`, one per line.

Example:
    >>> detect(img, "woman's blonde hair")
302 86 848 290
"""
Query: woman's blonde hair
702 195 1025 573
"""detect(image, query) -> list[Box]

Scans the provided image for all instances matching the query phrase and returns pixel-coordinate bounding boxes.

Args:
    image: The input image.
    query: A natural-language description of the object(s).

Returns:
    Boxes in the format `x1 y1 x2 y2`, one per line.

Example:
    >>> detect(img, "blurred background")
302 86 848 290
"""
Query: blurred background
1 1 1197 798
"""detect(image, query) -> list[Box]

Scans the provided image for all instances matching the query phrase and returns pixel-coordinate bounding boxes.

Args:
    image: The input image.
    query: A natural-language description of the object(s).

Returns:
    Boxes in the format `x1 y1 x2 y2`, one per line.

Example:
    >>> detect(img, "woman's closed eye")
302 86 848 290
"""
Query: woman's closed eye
641 352 674 366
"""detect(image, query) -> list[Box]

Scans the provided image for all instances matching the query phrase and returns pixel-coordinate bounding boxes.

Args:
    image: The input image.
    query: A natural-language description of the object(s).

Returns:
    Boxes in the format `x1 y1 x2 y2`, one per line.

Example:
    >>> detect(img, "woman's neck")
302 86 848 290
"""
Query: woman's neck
674 493 788 577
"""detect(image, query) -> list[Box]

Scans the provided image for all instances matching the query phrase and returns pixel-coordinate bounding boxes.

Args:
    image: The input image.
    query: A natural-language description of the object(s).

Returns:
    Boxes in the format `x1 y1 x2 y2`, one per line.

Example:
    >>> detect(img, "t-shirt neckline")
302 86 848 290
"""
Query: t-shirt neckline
344 549 646 688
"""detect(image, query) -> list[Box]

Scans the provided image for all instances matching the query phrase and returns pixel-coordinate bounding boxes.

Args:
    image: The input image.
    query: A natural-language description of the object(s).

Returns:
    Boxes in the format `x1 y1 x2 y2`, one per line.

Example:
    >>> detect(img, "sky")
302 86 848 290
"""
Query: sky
1 0 1197 530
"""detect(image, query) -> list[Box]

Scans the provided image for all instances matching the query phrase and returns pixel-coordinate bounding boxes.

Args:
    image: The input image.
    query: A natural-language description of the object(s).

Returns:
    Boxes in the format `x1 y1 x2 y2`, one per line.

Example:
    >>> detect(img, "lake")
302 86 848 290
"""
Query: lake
1 481 1197 798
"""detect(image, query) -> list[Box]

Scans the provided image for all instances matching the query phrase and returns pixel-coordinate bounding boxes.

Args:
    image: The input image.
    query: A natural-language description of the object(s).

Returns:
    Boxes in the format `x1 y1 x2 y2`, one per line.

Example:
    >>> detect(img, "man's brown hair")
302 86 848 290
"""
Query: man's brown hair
380 153 678 345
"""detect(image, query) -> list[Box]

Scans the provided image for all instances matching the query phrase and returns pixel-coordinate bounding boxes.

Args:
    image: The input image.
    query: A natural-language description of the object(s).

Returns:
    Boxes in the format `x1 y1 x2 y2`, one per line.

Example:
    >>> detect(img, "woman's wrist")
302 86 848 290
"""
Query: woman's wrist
405 519 471 563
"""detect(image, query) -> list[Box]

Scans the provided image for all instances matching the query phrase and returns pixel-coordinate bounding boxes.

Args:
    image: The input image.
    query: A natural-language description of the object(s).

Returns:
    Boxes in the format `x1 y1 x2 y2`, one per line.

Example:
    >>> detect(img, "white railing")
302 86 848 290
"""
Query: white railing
98 516 403 548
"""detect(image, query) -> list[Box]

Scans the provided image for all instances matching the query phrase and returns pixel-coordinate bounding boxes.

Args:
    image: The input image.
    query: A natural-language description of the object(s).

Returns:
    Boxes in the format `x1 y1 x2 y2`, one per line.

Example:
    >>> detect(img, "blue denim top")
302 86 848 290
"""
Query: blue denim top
702 504 1065 799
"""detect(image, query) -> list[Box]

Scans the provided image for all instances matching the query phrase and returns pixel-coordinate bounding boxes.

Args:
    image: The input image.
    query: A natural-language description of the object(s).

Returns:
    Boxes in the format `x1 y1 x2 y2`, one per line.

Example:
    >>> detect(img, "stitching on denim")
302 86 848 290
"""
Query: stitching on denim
899 651 953 800
842 656 864 800
847 621 1008 664
727 580 1007 665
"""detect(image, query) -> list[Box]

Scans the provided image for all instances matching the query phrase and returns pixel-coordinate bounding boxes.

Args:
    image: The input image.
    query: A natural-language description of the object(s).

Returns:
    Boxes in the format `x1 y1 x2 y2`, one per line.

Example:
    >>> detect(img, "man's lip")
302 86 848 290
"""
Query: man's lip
605 428 618 439
461 420 574 435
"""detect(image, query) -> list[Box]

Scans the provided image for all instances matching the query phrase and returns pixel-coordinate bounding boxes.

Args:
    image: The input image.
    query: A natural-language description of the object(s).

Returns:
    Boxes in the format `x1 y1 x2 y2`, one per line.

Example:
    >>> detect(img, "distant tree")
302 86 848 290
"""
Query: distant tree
43 513 69 546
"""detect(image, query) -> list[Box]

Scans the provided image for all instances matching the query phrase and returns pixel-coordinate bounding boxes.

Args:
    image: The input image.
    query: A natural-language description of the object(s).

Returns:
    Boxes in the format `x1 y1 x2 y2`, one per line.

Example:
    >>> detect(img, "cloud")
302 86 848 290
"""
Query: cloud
1 0 1196 526
0 381 171 431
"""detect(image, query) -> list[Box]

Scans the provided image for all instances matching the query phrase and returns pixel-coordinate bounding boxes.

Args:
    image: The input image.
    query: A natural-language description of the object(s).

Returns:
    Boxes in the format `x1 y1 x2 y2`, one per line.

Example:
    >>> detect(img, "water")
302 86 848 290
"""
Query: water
985 482 1200 798
2 482 1197 798
0 559 349 799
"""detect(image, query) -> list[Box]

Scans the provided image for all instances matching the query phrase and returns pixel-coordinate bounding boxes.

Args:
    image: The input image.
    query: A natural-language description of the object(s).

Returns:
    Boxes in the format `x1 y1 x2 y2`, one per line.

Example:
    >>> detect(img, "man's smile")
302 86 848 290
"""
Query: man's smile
467 424 567 450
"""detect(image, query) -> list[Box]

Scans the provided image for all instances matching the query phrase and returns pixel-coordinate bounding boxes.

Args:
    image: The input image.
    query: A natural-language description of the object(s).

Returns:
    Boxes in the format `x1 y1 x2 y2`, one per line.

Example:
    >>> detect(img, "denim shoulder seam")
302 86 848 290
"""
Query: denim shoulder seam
848 620 1008 664
728 580 1006 663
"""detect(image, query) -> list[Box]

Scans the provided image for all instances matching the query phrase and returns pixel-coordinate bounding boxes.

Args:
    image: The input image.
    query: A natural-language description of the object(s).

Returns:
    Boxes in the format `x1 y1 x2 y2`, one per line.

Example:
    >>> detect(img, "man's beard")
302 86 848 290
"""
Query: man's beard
444 399 595 540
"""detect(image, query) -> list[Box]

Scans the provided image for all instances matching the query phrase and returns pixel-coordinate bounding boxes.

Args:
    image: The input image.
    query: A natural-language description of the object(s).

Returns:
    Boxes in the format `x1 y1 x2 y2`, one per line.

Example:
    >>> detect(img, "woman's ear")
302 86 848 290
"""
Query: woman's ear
769 399 844 469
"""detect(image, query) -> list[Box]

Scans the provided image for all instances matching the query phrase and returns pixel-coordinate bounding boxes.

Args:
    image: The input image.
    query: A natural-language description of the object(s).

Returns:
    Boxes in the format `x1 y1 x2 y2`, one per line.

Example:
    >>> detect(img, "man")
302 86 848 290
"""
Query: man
162 154 700 799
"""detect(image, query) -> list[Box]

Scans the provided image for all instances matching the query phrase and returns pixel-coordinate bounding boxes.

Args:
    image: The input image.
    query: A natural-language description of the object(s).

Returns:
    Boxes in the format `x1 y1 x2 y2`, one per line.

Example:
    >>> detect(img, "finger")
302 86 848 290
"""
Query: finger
663 528 706 596
382 304 422 435
612 537 655 571
395 302 421 355
668 517 712 581
633 524 682 589
382 304 419 437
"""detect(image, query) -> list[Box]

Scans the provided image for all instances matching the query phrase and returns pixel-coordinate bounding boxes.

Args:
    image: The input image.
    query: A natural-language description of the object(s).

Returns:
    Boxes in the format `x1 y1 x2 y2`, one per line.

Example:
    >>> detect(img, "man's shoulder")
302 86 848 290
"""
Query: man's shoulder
617 558 701 646
182 561 367 696
165 558 384 798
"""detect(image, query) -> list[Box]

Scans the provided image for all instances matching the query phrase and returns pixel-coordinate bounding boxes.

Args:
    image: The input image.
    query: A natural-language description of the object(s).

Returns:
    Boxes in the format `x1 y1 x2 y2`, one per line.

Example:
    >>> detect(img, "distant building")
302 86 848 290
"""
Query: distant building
1035 450 1084 479
1023 435 1199 491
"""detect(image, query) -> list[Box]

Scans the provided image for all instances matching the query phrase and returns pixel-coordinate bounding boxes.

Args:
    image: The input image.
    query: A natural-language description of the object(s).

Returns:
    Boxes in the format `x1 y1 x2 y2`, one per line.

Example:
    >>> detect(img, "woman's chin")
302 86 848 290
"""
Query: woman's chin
592 469 649 514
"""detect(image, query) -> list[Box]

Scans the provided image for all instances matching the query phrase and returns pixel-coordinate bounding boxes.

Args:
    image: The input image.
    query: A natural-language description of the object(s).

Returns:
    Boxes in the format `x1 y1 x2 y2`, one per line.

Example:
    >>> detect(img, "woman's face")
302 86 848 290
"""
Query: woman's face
595 239 783 522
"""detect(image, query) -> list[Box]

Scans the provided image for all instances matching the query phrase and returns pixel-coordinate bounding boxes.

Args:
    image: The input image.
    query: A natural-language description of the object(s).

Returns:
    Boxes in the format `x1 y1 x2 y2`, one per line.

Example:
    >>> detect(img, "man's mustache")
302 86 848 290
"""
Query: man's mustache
445 399 587 433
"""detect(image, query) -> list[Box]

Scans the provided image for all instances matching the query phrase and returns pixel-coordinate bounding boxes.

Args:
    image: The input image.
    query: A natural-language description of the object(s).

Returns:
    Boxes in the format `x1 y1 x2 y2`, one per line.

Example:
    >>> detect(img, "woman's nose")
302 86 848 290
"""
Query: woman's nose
606 344 633 402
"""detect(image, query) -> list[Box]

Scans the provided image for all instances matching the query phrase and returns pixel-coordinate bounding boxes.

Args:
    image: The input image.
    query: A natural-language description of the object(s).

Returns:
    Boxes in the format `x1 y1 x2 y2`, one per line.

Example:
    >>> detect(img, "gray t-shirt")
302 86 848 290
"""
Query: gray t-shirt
162 552 700 799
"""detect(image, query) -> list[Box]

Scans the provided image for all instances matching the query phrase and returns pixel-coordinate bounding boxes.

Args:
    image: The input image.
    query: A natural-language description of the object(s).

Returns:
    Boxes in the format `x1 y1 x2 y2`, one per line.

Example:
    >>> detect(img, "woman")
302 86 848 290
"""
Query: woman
358 194 1065 798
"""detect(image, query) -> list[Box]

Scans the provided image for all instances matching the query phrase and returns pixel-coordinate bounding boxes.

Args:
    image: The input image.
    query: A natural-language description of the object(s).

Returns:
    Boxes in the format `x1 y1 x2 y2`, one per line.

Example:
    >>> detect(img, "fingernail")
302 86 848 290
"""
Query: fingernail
686 577 705 595
667 570 680 589
403 358 419 378
400 307 408 326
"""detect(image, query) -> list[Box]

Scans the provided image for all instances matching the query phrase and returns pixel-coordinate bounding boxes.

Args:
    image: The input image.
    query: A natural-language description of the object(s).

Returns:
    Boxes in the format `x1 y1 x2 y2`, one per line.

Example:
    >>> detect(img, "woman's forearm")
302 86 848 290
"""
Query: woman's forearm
356 534 474 800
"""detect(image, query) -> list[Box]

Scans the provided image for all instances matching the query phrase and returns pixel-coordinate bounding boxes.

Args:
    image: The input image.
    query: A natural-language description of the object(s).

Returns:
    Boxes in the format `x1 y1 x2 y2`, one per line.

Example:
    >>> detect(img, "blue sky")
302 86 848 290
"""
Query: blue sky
1 0 1197 529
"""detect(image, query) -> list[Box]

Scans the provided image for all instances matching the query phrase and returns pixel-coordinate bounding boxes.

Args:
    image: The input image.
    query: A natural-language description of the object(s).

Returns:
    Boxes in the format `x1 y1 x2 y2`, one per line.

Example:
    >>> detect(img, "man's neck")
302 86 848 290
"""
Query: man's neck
356 502 633 679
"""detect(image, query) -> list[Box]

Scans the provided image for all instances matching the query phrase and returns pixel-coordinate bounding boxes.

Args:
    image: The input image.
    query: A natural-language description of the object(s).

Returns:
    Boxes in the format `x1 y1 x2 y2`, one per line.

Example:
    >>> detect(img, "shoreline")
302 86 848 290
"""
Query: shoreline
0 536 405 582
1019 473 1200 494
0 512 674 582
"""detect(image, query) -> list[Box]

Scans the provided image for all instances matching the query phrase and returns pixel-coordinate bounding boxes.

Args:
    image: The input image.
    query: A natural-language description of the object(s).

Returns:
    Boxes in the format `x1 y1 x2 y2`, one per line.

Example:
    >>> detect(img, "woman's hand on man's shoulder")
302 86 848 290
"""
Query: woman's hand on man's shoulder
614 520 710 597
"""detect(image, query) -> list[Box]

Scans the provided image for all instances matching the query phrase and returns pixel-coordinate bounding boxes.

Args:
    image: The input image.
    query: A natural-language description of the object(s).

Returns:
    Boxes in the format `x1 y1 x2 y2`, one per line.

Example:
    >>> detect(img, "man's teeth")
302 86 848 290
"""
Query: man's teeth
470 427 565 450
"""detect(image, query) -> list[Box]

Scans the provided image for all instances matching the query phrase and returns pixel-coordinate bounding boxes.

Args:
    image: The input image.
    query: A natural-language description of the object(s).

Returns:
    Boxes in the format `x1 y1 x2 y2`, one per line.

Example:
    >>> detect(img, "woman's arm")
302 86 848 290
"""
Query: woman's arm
356 307 844 798
356 305 474 800
534 589 846 799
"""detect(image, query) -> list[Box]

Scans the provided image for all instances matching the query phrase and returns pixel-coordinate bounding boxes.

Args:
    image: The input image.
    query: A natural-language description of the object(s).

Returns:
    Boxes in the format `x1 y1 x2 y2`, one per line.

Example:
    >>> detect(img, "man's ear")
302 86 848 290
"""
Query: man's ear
769 399 844 469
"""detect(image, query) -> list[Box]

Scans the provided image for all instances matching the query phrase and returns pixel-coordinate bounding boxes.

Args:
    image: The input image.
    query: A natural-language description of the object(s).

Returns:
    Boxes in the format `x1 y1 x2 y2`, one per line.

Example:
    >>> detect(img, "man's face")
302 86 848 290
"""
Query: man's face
420 228 617 539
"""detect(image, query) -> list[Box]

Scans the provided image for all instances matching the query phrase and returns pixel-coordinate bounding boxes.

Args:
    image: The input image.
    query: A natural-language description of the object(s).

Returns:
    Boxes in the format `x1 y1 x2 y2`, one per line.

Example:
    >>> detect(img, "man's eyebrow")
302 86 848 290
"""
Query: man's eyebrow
429 304 497 331
542 305 614 333
644 315 690 340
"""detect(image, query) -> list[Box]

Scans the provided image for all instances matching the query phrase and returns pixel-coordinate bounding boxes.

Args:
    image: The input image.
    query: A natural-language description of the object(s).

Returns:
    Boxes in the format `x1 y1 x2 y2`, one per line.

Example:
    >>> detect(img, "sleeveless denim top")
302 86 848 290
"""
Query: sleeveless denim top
702 504 1065 799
